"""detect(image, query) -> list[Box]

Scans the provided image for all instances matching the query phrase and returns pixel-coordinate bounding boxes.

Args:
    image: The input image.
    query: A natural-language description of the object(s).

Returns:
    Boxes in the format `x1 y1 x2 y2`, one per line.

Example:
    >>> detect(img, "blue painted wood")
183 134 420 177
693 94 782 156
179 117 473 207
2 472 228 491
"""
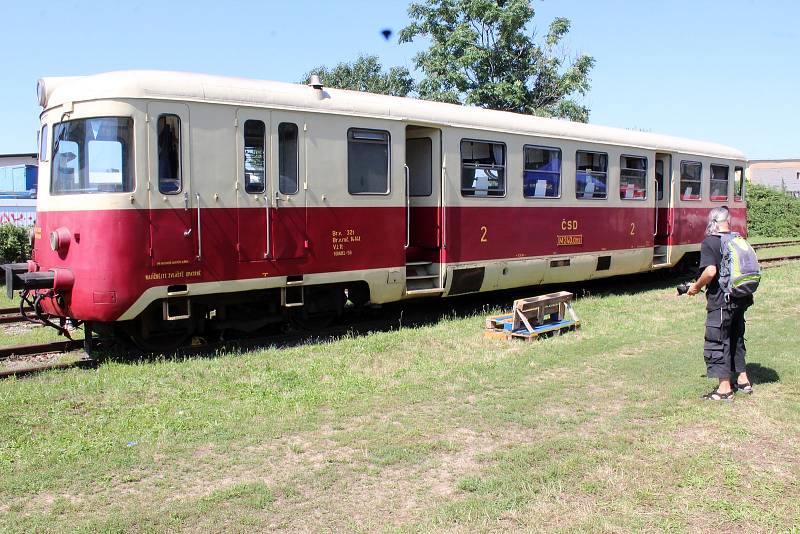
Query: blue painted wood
509 318 576 335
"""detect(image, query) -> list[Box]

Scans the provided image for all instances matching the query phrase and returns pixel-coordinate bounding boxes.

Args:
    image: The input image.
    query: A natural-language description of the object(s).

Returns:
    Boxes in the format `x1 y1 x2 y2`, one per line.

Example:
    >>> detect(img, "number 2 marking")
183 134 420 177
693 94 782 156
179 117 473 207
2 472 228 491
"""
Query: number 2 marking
480 226 488 243
630 222 636 235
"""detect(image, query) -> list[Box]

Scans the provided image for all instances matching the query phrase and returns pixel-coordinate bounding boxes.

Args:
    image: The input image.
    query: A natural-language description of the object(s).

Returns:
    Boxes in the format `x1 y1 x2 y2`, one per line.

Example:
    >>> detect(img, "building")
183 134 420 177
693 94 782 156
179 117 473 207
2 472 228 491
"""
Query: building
0 153 38 226
748 159 800 198
0 152 37 168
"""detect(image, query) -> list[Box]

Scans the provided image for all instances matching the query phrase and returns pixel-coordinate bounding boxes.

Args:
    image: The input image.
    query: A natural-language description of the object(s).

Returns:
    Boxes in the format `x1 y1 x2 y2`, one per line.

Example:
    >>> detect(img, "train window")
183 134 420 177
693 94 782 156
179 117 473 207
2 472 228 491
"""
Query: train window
679 161 702 200
710 164 729 202
39 125 48 162
655 159 664 201
348 128 390 194
461 139 505 197
88 140 124 188
279 123 299 194
523 145 561 198
407 137 432 196
734 166 744 202
575 151 607 199
157 114 182 194
620 155 647 200
242 120 266 194
51 116 133 195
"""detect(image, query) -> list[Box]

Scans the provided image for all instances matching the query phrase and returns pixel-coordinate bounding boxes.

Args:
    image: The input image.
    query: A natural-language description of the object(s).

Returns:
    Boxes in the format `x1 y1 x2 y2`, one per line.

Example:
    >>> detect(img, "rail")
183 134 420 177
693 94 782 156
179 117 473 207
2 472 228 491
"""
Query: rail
0 339 89 378
752 240 800 250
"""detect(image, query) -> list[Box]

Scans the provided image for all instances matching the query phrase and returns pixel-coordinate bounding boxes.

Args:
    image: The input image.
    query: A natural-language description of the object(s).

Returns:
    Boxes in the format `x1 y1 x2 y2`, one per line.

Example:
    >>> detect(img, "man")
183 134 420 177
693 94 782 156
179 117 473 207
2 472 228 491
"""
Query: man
687 206 753 401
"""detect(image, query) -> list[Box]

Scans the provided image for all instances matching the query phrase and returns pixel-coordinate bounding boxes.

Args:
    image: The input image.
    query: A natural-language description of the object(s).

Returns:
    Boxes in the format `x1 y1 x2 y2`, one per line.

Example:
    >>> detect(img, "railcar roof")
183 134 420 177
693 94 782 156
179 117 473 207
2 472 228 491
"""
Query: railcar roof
40 70 745 160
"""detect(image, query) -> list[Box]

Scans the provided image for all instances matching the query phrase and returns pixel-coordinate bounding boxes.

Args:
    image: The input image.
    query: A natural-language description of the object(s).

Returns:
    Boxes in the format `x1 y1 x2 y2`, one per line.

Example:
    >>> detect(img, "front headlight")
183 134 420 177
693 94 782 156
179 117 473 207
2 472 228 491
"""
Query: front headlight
49 227 71 253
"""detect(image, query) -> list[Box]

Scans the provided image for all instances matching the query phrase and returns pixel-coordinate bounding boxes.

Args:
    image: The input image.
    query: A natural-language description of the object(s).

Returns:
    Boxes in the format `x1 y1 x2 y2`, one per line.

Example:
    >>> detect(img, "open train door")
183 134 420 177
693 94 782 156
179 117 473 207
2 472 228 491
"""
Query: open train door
404 126 444 295
269 111 307 260
653 152 672 266
146 102 199 268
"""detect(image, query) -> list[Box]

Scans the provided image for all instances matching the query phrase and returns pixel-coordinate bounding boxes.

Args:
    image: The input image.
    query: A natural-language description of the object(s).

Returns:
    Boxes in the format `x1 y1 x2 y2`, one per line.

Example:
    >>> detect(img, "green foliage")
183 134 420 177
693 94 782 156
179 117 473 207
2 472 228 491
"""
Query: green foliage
746 183 800 237
0 223 30 263
301 55 415 97
399 0 595 121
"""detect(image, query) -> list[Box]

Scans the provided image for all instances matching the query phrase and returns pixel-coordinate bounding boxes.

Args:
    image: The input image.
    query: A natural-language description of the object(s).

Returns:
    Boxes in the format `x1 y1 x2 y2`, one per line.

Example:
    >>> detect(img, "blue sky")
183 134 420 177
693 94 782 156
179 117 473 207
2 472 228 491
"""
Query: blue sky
2 0 798 159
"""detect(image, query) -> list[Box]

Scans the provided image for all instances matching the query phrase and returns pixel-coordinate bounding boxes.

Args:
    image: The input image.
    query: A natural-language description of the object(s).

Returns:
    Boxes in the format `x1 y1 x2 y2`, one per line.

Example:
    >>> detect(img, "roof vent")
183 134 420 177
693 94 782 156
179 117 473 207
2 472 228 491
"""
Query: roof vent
308 74 323 90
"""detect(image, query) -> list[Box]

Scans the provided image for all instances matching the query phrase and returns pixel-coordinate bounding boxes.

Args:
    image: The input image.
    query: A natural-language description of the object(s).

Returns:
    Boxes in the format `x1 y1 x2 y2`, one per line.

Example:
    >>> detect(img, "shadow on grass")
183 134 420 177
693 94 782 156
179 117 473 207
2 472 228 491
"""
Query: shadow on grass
746 362 780 385
93 268 688 366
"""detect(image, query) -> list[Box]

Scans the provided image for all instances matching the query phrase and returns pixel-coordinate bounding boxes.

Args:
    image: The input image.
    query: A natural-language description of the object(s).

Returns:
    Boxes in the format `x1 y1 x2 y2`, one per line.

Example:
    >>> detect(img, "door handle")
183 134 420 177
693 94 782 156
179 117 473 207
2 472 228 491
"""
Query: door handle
196 193 202 260
183 191 189 210
264 194 271 259
404 164 410 249
653 177 658 237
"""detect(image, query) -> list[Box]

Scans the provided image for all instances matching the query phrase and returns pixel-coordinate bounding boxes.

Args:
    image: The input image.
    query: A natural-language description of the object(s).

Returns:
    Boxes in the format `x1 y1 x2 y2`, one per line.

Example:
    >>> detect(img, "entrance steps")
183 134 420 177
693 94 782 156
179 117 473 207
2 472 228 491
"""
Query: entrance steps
405 261 443 294
652 245 669 267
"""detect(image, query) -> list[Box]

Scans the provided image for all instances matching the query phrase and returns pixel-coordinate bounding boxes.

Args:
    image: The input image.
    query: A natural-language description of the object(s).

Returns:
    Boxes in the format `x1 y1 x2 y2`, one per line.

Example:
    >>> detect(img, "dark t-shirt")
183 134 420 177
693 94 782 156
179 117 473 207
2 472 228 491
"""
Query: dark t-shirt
699 234 725 310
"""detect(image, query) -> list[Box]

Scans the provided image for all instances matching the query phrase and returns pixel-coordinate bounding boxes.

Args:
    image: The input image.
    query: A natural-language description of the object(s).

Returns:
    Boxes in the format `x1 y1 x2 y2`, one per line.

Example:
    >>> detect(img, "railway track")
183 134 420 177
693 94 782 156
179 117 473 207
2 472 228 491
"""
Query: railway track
0 339 91 378
0 306 34 325
2 253 800 378
759 254 800 268
752 239 800 250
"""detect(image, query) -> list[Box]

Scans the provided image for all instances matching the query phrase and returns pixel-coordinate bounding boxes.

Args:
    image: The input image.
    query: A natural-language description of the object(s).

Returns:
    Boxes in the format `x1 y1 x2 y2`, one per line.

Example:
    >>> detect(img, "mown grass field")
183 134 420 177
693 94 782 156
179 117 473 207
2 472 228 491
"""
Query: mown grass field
1 262 799 533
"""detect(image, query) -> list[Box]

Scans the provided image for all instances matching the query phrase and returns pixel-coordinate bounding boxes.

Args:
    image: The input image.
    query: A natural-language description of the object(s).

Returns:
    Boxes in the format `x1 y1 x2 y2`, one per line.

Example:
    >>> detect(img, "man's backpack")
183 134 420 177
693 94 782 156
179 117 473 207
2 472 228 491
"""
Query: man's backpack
718 232 761 299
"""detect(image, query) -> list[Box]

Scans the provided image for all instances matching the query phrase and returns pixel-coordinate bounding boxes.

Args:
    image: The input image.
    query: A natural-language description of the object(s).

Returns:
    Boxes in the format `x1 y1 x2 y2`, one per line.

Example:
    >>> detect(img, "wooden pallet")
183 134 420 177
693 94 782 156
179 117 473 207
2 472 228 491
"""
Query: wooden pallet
485 291 580 341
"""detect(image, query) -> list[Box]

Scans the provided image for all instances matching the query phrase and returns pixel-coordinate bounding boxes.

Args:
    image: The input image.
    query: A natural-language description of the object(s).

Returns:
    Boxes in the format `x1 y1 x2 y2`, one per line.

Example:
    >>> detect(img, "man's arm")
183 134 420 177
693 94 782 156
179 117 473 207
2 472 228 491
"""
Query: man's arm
687 265 717 296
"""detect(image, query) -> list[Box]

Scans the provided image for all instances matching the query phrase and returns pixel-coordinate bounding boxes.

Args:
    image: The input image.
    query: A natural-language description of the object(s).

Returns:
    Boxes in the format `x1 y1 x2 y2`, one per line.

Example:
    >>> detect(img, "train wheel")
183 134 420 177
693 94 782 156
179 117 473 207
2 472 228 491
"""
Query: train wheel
289 286 346 331
129 303 196 352
130 319 195 352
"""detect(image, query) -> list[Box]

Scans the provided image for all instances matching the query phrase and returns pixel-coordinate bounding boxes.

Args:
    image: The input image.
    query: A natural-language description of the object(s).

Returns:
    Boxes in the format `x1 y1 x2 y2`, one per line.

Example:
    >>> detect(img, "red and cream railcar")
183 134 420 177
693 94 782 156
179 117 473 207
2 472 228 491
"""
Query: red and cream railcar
5 71 747 347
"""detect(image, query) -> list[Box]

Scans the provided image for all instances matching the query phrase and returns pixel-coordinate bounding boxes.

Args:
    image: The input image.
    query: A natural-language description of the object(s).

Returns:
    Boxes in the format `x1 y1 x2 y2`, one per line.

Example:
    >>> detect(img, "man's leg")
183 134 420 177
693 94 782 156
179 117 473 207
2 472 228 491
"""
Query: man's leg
704 308 733 396
730 306 750 387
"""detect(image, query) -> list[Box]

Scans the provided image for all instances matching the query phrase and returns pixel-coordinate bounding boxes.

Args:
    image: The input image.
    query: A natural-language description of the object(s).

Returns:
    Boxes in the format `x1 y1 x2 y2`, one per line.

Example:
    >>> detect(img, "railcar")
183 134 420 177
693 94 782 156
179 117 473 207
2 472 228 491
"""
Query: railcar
2 71 747 349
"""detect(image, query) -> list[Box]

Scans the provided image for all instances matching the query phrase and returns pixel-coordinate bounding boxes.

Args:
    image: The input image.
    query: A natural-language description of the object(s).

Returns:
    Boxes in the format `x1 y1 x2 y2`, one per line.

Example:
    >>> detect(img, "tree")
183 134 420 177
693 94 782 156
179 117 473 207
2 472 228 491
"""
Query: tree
301 55 415 97
399 0 595 122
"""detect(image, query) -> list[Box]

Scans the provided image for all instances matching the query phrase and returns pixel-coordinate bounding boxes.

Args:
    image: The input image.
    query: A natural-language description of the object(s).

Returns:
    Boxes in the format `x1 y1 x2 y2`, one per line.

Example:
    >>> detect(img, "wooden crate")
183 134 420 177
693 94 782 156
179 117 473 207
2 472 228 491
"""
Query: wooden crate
485 291 580 341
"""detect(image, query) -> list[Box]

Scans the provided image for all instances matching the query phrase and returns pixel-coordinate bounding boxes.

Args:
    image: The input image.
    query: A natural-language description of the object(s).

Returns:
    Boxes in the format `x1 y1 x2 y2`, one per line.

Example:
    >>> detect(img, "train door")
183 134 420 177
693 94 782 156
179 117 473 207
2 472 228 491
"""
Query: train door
270 112 307 259
405 126 443 294
235 109 271 262
147 102 199 267
653 153 672 265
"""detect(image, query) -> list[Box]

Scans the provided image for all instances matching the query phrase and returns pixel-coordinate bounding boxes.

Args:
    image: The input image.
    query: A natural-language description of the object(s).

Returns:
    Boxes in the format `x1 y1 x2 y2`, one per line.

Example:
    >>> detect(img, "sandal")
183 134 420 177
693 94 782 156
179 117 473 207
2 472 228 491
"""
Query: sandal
734 381 753 394
701 388 734 402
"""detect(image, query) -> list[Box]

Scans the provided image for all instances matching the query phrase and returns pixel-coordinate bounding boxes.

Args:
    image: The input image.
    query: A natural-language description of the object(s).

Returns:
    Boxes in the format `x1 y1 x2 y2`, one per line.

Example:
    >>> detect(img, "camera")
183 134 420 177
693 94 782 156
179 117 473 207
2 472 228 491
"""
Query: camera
676 282 691 296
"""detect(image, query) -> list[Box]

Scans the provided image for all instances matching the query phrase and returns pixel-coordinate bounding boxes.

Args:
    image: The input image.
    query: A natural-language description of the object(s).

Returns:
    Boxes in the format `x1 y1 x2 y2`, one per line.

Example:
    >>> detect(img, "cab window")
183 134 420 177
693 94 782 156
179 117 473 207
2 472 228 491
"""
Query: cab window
39 125 48 162
52 116 134 195
157 114 181 194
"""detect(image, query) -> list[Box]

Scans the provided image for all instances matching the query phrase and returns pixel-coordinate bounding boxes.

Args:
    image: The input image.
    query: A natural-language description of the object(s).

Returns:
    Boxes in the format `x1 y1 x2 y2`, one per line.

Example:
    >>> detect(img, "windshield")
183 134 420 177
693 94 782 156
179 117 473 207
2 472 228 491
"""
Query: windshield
51 117 133 194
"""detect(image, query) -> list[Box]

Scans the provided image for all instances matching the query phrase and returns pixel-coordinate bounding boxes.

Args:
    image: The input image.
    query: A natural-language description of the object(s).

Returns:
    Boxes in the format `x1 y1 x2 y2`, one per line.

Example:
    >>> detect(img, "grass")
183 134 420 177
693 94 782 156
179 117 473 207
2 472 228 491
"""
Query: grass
1 264 799 532
747 235 799 244
0 290 81 347
757 244 800 260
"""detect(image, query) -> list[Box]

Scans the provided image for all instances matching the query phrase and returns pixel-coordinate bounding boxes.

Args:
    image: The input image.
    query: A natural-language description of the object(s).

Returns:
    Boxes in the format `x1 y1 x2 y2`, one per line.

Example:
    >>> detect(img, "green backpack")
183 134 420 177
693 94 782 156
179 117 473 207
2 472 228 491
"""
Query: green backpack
718 232 761 299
